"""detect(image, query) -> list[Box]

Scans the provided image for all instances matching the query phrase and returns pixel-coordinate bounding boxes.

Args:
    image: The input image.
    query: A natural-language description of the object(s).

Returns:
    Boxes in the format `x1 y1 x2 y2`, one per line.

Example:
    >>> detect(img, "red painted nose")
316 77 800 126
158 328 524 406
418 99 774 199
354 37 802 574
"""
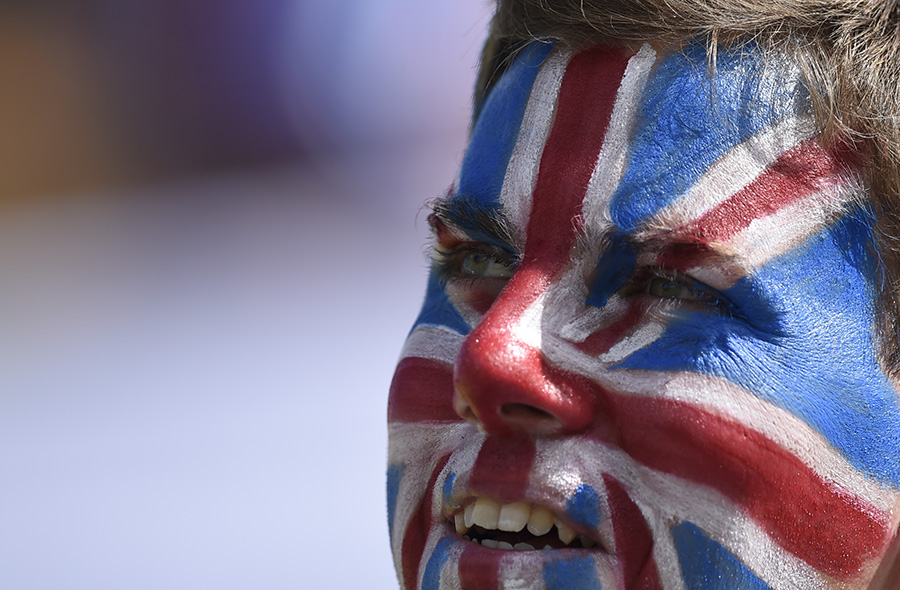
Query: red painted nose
453 273 596 436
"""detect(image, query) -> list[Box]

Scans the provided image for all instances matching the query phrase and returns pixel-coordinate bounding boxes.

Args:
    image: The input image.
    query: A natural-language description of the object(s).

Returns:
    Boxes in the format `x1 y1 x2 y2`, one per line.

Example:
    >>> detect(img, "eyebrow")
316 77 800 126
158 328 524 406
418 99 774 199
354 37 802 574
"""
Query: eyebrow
627 229 752 278
429 196 519 253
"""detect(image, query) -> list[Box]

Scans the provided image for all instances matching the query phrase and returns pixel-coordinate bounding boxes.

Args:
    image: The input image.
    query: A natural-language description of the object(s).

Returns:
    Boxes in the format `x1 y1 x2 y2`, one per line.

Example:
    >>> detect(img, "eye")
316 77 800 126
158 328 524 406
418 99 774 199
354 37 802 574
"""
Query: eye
432 244 517 312
648 277 688 299
460 251 515 279
639 270 728 310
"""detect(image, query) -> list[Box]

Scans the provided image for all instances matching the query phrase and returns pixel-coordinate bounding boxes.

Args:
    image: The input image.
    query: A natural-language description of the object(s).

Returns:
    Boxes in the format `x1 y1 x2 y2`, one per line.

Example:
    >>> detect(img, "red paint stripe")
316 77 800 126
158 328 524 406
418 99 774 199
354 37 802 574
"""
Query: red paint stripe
575 300 645 356
451 48 631 435
401 454 452 590
388 357 463 423
469 47 630 333
588 394 890 578
688 139 838 243
654 242 723 274
634 557 663 590
525 46 629 271
604 475 661 588
468 436 537 503
459 545 503 590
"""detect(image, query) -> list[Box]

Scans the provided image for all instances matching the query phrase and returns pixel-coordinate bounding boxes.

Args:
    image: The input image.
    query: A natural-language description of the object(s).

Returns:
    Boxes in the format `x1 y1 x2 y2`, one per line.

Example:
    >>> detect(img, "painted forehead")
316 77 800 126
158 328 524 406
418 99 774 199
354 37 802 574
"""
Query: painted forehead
451 41 837 251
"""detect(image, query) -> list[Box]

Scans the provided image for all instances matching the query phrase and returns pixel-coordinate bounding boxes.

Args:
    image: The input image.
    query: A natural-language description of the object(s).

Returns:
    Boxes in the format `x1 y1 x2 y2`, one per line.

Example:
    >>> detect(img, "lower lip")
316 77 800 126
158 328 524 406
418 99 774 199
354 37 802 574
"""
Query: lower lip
423 525 618 589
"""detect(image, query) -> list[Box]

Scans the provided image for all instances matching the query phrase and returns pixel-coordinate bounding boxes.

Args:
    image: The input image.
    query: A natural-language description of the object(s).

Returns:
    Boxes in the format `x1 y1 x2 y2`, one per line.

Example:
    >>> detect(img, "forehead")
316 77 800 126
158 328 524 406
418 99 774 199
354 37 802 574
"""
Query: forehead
453 42 822 249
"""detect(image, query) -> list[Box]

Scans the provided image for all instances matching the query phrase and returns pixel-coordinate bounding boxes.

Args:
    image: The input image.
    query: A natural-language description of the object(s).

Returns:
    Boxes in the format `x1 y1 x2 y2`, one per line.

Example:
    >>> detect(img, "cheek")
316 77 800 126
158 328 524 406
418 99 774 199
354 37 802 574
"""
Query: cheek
388 356 458 424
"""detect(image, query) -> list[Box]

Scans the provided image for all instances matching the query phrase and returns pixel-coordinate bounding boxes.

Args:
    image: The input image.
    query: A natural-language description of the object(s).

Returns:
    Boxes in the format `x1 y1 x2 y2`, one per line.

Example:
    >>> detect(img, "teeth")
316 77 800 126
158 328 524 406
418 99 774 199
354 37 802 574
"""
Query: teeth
471 498 501 529
498 502 531 532
454 512 467 534
527 506 555 536
464 503 475 528
452 498 598 551
555 519 576 545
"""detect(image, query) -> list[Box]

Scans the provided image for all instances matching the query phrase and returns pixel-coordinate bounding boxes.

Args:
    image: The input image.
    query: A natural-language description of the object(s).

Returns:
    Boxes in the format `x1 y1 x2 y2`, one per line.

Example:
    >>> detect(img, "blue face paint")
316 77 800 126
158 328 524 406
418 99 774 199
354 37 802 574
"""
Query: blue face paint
672 521 771 589
457 41 554 210
543 555 603 590
616 210 900 485
410 271 471 335
392 37 900 590
387 463 406 543
566 484 604 529
421 537 453 590
442 472 456 507
610 43 806 231
587 235 637 308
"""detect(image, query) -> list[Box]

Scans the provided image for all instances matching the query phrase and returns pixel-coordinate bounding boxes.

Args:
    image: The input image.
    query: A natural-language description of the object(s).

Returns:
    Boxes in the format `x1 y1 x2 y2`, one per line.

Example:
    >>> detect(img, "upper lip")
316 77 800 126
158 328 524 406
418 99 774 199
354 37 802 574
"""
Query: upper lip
444 495 609 552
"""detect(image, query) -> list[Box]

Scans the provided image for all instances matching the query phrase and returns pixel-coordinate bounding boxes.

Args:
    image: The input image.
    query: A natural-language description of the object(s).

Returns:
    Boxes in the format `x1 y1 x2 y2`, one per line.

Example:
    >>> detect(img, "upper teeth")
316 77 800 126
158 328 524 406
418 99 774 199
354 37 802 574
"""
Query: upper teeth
453 497 589 548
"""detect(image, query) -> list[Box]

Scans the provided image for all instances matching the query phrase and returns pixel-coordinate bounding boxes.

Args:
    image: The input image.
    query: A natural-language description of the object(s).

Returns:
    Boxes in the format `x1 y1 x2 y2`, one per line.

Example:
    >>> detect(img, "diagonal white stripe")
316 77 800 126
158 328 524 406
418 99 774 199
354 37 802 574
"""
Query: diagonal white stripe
731 176 862 269
582 43 657 235
598 369 898 512
400 324 464 365
531 437 830 588
642 115 817 235
499 48 573 238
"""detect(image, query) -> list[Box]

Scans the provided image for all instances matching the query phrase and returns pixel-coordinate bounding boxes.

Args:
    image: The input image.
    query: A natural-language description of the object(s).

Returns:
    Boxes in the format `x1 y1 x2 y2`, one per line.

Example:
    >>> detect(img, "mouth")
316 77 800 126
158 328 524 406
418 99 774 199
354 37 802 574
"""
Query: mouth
449 497 600 551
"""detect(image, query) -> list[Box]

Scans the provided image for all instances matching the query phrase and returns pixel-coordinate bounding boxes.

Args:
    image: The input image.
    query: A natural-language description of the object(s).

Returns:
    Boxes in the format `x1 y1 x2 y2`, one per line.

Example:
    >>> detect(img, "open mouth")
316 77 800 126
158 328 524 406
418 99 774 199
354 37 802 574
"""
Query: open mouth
450 498 598 551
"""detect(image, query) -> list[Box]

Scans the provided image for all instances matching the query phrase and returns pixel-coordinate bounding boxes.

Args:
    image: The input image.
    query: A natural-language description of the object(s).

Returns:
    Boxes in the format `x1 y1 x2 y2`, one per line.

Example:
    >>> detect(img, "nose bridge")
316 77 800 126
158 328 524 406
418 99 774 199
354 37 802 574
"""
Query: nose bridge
453 265 595 435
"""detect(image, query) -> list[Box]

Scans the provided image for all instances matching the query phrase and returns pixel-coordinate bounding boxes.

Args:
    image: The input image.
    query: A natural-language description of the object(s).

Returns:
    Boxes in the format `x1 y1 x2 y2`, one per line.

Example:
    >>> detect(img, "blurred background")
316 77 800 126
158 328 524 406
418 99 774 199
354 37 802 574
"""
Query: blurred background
0 1 490 588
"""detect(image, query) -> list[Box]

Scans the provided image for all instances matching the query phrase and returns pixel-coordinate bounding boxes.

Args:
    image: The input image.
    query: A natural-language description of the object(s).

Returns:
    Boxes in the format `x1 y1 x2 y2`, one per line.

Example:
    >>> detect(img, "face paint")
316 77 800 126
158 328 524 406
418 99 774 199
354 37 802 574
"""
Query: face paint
388 41 900 590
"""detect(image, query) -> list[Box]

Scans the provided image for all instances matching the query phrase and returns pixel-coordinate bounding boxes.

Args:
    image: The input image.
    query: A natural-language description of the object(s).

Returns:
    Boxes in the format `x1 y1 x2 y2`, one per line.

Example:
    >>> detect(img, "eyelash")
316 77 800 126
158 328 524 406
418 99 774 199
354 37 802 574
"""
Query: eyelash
432 243 518 284
628 267 732 313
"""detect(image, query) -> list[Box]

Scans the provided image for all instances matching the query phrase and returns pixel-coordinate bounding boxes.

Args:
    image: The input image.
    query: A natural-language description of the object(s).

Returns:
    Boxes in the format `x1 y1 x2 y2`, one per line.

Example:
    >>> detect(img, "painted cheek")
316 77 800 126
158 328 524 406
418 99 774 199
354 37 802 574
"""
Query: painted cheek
388 356 460 424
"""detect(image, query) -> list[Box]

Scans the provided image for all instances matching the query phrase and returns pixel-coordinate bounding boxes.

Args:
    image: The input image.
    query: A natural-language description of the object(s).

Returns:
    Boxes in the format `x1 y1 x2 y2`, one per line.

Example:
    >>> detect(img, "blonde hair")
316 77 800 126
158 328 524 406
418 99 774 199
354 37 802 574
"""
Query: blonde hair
476 0 900 373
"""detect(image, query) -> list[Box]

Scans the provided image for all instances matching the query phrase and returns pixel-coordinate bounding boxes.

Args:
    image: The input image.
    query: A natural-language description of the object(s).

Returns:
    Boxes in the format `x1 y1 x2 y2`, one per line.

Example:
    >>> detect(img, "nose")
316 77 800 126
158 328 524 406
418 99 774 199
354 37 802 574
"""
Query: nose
453 270 597 436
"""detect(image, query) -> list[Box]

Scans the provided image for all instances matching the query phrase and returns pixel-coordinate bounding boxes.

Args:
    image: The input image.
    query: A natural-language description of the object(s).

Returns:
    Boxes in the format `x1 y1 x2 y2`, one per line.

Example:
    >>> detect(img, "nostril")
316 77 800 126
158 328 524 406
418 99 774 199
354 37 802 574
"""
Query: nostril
499 403 563 434
501 404 554 420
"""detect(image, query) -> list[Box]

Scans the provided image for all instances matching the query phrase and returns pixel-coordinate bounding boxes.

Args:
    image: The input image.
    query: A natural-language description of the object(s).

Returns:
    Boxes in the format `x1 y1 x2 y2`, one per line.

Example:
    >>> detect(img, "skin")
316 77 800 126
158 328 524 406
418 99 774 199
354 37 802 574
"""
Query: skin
388 41 900 589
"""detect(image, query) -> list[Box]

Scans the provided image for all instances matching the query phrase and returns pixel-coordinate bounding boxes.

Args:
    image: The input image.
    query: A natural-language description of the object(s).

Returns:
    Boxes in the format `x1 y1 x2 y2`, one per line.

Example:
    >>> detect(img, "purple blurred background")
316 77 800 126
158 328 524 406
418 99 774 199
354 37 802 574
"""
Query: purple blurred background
0 2 490 588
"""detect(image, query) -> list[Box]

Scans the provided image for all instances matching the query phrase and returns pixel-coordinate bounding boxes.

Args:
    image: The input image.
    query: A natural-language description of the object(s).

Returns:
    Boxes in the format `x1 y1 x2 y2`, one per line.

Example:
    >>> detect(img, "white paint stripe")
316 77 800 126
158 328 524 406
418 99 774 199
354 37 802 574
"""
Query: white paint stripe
418 529 447 589
400 324 465 365
499 48 573 238
597 319 667 364
552 439 829 588
548 305 897 512
643 115 817 234
537 334 898 513
388 422 485 585
731 177 861 269
435 542 465 590
582 43 657 234
559 298 619 343
601 369 898 512
646 512 687 590
497 552 548 590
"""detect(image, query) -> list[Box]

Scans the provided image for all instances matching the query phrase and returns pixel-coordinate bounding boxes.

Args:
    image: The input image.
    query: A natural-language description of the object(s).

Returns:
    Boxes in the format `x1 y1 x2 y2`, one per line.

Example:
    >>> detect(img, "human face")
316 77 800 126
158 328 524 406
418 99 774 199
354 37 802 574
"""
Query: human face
387 42 900 589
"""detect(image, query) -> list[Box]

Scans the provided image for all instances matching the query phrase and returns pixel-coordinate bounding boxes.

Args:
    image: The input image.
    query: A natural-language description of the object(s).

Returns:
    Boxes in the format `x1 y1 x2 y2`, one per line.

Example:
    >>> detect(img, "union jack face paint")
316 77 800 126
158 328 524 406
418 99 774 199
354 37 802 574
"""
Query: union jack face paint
388 42 900 589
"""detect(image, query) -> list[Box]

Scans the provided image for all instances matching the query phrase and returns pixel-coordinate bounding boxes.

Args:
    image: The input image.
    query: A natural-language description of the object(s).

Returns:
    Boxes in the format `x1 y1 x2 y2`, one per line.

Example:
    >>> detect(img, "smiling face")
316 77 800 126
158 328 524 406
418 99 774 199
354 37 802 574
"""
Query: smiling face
387 42 900 589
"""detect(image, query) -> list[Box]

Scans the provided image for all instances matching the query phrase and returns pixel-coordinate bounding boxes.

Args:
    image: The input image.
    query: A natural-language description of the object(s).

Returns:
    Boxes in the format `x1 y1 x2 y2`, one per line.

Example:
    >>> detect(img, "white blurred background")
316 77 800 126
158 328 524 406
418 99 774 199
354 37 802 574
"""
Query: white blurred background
0 2 491 588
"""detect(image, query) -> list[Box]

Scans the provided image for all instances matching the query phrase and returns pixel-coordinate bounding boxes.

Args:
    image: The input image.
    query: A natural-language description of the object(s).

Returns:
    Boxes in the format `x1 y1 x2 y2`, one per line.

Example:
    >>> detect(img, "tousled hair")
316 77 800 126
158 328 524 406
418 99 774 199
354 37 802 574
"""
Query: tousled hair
476 0 900 375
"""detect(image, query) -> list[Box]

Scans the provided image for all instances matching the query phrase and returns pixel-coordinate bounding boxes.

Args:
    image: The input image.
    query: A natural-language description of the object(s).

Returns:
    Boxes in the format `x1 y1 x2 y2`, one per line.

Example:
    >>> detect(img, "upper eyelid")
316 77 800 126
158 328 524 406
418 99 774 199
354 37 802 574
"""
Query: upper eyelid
432 242 517 269
428 199 519 251
635 267 735 312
